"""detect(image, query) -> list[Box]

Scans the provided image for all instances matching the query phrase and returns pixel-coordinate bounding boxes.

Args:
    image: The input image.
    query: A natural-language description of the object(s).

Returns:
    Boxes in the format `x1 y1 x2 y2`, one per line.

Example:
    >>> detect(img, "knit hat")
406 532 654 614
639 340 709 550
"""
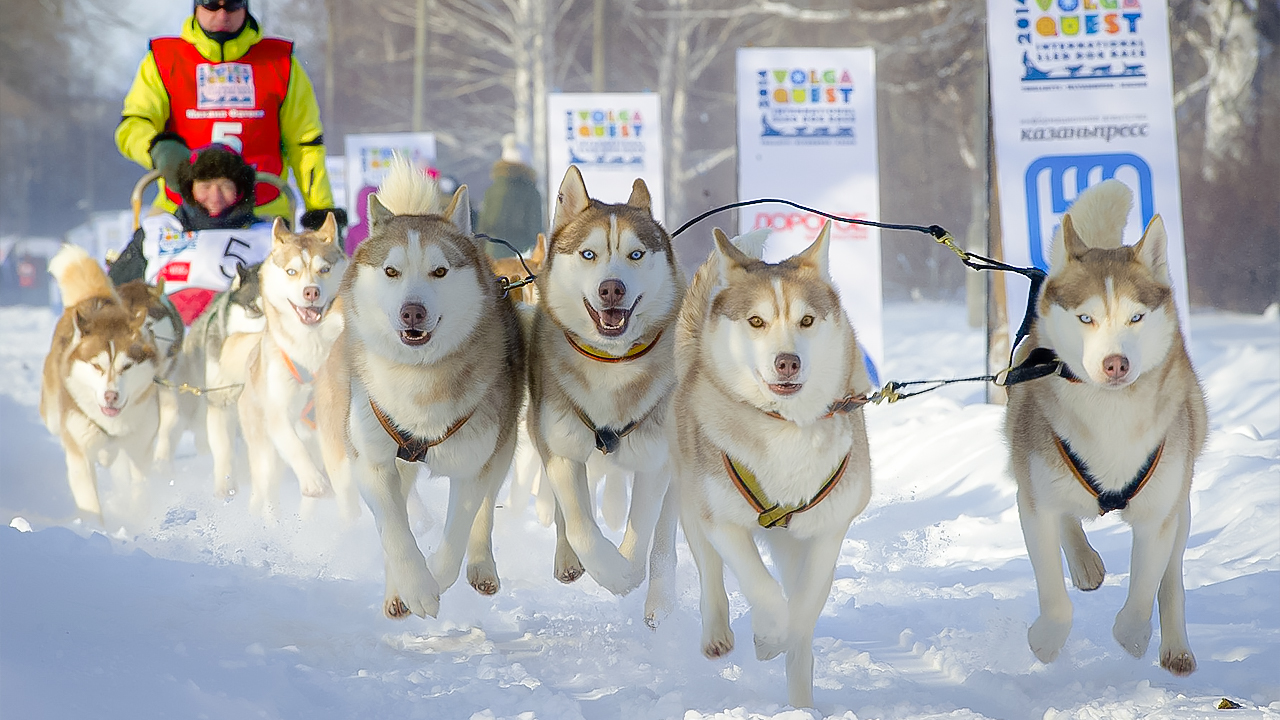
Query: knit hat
176 143 257 210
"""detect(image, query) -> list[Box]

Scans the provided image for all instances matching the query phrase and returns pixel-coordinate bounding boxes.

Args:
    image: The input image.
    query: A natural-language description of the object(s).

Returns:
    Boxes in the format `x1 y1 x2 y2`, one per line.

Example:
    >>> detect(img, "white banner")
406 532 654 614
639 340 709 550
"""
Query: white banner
546 93 665 223
736 48 884 386
987 0 1189 342
343 133 436 254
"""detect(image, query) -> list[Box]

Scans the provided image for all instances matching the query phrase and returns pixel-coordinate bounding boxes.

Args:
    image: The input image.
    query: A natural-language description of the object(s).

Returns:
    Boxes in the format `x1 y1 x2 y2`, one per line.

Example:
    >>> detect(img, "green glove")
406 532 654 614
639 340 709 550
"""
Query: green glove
149 136 189 191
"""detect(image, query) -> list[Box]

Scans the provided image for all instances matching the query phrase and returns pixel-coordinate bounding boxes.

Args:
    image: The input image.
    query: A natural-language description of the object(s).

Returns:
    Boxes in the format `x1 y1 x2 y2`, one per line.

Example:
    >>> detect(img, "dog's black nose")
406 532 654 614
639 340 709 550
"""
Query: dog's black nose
598 279 626 308
774 353 801 380
1103 354 1130 379
103 390 119 406
303 285 320 303
400 302 428 329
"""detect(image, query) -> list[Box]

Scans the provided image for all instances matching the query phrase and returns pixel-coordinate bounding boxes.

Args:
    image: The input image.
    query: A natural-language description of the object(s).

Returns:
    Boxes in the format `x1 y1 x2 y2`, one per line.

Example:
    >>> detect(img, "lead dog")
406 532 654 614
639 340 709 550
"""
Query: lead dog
237 214 348 517
672 224 873 708
526 166 682 602
1005 179 1206 675
316 157 523 618
41 245 161 521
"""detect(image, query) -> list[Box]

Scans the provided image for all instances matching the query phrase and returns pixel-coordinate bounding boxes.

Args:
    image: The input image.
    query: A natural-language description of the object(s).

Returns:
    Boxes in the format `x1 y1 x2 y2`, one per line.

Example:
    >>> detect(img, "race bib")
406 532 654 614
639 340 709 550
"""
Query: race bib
196 63 256 110
141 215 273 297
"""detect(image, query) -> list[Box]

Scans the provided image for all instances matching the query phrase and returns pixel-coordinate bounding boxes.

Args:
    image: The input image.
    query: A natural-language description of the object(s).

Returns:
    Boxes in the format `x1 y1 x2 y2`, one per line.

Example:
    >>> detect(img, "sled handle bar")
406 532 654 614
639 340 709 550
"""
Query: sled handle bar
130 170 298 230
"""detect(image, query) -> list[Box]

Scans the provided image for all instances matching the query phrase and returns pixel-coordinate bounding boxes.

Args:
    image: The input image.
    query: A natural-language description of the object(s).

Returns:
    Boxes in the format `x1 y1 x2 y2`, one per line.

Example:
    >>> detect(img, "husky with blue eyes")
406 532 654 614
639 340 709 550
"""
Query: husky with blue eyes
233 213 349 518
1005 179 1207 676
315 157 524 620
525 166 683 618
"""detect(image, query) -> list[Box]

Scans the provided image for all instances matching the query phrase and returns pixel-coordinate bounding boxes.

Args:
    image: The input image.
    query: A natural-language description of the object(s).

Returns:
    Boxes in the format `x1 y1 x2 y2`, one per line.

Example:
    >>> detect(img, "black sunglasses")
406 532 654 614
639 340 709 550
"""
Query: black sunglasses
196 0 247 11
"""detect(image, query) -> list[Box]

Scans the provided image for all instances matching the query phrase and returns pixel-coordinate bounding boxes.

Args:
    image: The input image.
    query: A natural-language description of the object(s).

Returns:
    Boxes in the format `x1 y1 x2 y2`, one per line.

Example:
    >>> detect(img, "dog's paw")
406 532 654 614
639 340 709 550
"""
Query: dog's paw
589 553 644 597
1067 545 1105 592
1160 646 1196 676
298 472 331 499
702 624 734 659
643 582 674 630
554 540 585 584
385 561 440 620
214 478 237 500
1112 611 1152 658
467 560 500 596
1028 616 1072 663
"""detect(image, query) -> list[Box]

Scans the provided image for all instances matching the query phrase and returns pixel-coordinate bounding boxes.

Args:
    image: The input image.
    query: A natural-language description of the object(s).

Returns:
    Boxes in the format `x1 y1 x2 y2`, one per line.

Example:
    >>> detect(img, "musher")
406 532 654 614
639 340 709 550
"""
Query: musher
115 0 344 232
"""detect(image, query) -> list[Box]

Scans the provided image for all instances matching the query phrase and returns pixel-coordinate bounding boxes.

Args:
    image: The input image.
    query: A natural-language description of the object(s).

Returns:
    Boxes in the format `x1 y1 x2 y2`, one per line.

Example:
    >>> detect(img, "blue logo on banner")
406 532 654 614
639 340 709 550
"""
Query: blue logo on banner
1024 153 1153 269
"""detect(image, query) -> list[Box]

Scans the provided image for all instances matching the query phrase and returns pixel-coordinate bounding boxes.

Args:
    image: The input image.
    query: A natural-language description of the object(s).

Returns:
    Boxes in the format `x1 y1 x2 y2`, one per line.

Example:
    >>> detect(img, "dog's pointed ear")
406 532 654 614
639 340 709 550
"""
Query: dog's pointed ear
71 306 90 340
319 212 338 243
552 166 590 236
627 179 652 214
367 193 394 232
713 227 754 282
152 277 166 298
531 232 547 267
730 228 770 260
1061 214 1089 262
271 217 290 246
1134 214 1170 281
793 220 833 278
443 184 473 237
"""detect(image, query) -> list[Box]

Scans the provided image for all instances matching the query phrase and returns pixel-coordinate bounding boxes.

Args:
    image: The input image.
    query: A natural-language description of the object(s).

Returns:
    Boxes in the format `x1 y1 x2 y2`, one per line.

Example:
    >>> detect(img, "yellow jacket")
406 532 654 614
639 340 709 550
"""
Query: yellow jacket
115 15 334 220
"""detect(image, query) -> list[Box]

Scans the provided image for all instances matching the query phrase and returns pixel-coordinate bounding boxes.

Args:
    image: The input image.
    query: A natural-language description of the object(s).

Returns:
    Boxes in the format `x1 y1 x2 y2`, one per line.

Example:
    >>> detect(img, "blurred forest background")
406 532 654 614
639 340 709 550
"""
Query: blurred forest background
1 0 1275 310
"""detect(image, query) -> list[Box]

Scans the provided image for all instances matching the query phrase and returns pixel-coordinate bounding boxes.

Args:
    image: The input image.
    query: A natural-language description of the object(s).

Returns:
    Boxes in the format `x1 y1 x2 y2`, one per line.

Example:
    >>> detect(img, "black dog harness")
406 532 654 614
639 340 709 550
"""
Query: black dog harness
371 400 472 463
1055 434 1165 514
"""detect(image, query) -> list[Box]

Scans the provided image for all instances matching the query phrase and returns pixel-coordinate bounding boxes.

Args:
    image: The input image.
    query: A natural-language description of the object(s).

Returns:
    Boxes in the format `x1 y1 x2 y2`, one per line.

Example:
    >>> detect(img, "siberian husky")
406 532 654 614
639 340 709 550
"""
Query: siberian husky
115 278 185 469
315 157 524 618
236 214 348 517
187 262 266 495
526 166 683 603
40 245 161 521
1005 179 1206 675
672 224 874 708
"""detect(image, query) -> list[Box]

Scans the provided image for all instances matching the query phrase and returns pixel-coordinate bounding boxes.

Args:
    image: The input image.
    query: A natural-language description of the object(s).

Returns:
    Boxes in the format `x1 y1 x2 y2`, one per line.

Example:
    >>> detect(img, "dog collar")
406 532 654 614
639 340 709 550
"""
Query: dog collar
279 350 317 429
370 400 472 463
1055 434 1164 514
574 404 651 454
1000 347 1083 386
723 452 850 529
564 329 663 363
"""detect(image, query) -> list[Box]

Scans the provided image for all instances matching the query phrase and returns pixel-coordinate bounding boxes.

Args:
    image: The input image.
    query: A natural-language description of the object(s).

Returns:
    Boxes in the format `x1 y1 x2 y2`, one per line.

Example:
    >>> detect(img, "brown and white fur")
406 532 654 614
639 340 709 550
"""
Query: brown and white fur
115 278 184 471
40 245 161 521
1005 178 1206 675
316 157 524 619
672 224 873 708
235 214 348 517
526 166 683 606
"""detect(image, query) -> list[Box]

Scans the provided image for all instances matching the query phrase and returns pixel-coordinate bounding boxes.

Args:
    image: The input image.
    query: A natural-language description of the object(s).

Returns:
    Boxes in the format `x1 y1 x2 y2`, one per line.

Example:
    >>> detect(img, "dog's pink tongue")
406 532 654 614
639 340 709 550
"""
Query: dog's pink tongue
296 305 322 325
101 406 121 417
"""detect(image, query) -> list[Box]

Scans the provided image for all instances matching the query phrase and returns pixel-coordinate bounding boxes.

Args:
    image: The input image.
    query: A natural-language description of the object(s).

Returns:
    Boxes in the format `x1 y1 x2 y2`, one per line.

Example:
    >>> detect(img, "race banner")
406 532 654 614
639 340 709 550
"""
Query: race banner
546 93 665 223
343 133 436 254
736 47 884 385
987 0 1190 343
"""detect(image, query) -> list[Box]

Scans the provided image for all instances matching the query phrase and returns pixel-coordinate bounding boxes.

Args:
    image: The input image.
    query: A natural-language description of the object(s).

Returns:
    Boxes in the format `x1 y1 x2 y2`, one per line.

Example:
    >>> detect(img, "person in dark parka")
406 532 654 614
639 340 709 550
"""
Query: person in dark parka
477 134 544 259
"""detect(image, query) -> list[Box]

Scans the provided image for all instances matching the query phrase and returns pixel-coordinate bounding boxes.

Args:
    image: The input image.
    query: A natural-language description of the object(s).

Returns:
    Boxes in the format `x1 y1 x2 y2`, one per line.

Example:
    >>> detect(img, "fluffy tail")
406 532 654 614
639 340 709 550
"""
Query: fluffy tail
49 244 116 308
1057 178 1132 250
729 228 770 259
375 154 441 216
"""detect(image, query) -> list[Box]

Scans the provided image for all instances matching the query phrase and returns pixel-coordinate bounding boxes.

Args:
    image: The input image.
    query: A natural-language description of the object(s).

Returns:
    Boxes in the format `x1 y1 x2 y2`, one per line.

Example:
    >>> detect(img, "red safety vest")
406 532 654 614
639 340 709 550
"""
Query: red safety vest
150 36 292 206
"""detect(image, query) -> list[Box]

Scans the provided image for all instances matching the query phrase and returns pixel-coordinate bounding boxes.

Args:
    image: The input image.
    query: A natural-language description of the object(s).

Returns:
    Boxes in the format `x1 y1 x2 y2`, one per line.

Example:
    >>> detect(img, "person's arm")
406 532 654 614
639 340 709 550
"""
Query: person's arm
115 51 170 170
279 56 335 213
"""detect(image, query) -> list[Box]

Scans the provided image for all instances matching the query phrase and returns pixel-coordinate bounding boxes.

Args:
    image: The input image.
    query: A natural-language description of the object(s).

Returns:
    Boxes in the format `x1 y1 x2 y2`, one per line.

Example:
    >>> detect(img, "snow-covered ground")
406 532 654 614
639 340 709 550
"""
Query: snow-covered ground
2 301 1276 720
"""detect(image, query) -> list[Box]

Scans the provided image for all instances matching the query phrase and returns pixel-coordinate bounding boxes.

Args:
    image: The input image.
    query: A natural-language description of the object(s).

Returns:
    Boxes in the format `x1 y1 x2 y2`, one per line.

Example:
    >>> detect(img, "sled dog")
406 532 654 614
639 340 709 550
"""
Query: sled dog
673 224 874 708
236 214 348 517
186 262 266 494
526 166 682 604
1005 179 1206 675
316 157 524 618
115 278 185 468
40 245 161 521
490 231 546 306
